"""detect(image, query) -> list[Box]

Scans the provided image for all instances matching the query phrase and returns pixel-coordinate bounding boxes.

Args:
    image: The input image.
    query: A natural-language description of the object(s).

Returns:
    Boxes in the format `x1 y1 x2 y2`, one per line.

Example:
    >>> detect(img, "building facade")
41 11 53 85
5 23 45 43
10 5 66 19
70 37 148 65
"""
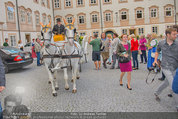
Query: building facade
0 0 53 46
54 0 177 37
0 0 177 47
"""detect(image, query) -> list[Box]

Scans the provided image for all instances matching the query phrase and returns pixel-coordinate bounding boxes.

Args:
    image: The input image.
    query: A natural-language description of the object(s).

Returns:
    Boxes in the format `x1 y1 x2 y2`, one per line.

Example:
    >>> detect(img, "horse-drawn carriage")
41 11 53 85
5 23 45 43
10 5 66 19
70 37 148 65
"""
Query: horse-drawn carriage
40 18 88 96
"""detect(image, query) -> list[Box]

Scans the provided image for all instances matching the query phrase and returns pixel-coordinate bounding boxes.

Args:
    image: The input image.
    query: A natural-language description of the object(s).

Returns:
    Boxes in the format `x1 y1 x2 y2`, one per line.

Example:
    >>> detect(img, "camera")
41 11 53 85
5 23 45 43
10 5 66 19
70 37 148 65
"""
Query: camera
148 64 161 73
154 64 161 73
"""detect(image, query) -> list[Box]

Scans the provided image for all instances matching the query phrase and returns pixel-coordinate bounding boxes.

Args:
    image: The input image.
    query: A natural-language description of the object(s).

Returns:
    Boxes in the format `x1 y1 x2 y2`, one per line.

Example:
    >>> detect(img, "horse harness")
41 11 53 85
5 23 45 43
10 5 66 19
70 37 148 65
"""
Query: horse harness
41 24 82 71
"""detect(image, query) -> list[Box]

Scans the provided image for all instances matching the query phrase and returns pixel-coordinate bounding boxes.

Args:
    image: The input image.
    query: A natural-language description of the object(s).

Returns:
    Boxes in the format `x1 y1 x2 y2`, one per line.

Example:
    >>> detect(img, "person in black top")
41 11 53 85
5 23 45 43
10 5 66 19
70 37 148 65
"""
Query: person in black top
52 18 65 35
3 38 9 47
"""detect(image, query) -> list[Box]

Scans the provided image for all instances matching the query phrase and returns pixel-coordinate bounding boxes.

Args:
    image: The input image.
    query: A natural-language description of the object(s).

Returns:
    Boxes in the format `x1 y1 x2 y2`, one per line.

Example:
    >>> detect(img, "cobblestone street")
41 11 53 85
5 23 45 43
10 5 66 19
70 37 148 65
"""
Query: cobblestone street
0 47 177 112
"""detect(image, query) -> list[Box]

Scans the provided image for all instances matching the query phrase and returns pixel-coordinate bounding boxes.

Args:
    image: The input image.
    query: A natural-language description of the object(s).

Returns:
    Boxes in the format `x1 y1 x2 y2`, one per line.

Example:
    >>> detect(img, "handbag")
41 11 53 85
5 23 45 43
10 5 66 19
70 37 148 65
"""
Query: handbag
119 56 130 63
138 50 142 55
100 41 105 51
118 43 130 63
151 52 155 58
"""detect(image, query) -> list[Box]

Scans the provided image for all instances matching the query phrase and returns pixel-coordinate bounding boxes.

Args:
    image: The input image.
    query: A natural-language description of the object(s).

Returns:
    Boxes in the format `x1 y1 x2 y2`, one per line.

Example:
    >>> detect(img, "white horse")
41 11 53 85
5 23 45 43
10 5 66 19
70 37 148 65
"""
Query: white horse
80 35 89 63
40 21 63 96
62 18 81 93
40 18 81 95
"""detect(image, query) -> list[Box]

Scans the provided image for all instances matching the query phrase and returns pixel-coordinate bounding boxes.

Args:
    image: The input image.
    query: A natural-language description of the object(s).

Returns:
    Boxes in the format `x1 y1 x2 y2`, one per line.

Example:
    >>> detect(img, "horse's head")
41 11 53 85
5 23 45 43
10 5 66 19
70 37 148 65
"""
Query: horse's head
63 18 76 46
40 21 52 47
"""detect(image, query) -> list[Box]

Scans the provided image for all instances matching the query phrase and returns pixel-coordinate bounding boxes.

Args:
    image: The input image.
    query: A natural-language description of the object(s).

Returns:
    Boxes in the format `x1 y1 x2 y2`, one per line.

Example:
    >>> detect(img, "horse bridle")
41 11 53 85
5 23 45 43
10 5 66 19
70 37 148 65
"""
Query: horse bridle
42 25 51 33
41 26 53 47
65 24 76 40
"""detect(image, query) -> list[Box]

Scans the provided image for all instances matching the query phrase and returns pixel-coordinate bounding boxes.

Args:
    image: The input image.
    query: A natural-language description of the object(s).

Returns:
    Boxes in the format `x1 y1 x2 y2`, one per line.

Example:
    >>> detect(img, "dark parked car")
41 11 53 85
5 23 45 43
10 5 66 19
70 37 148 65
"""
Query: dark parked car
0 46 33 73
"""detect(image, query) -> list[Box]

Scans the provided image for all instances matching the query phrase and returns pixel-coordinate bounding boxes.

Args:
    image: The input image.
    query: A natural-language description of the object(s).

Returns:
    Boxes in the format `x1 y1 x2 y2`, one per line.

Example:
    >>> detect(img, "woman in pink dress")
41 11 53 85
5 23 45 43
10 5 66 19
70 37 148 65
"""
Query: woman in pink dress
116 34 132 90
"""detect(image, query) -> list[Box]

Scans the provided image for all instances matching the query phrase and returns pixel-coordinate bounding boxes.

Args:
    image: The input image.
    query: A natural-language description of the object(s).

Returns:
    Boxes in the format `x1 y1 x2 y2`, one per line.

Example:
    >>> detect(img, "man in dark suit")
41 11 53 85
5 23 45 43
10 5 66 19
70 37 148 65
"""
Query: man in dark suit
52 18 65 35
0 56 6 119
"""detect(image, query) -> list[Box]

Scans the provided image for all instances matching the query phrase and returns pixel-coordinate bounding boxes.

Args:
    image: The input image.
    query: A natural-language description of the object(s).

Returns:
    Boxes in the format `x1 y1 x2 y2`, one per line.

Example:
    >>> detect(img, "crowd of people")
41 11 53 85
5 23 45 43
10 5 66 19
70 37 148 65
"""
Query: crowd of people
89 25 178 111
89 32 166 72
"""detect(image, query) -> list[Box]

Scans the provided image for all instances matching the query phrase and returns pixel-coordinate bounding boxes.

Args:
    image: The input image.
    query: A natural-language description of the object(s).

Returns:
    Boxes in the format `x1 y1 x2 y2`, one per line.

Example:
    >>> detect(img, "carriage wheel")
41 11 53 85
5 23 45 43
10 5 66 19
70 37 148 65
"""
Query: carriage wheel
85 54 87 63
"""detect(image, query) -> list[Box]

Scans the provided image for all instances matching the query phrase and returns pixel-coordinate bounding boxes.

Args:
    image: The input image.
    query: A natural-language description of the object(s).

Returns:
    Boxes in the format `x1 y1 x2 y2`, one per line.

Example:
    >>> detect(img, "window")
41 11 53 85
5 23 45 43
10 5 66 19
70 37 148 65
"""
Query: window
165 7 172 16
20 9 26 23
93 31 99 37
121 11 127 20
78 16 85 24
91 0 96 4
77 0 83 5
167 25 172 28
104 0 111 3
10 35 16 46
92 14 98 23
122 29 127 34
105 13 111 21
65 0 71 7
119 0 127 2
80 32 85 36
138 28 144 35
36 14 40 25
48 16 51 23
151 8 157 18
136 10 143 19
67 17 72 23
47 0 50 8
34 0 39 3
27 12 31 24
42 16 46 25
152 26 158 34
7 6 14 21
54 0 60 8
41 0 45 5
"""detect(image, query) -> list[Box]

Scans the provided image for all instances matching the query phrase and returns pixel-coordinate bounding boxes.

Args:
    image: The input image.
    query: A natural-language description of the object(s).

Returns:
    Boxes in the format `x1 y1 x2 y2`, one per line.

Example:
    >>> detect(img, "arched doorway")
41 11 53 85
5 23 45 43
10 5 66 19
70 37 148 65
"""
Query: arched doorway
105 30 114 38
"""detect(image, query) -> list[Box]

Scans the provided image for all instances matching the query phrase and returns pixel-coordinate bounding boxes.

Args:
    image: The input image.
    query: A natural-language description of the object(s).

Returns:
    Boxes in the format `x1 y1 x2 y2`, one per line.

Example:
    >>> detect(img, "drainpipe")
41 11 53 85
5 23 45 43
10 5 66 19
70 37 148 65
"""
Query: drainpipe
16 0 21 40
99 0 103 32
52 0 55 25
174 0 177 25
0 23 4 45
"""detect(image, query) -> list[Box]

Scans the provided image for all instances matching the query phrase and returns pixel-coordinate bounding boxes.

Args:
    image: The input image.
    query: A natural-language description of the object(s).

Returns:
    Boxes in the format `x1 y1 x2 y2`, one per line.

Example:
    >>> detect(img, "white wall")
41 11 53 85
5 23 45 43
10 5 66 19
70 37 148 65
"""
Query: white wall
0 0 54 46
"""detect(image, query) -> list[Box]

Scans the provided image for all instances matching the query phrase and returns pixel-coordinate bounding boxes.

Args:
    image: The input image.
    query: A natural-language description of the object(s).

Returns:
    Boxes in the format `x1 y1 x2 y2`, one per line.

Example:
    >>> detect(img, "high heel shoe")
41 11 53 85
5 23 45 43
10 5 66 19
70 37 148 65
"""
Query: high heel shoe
126 84 132 90
119 80 123 86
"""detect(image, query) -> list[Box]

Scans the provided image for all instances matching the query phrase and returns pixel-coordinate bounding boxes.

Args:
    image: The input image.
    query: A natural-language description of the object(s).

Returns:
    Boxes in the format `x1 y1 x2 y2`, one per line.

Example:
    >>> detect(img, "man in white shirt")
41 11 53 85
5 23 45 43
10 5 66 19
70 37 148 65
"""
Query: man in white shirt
110 33 120 69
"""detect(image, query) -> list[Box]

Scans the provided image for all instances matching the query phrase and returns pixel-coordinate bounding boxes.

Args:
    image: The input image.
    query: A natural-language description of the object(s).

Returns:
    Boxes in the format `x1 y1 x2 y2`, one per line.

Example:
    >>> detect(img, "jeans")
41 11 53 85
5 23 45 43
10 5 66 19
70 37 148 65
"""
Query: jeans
108 49 112 63
0 101 2 119
36 52 41 66
140 50 147 63
112 53 119 68
155 69 178 109
132 51 139 68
